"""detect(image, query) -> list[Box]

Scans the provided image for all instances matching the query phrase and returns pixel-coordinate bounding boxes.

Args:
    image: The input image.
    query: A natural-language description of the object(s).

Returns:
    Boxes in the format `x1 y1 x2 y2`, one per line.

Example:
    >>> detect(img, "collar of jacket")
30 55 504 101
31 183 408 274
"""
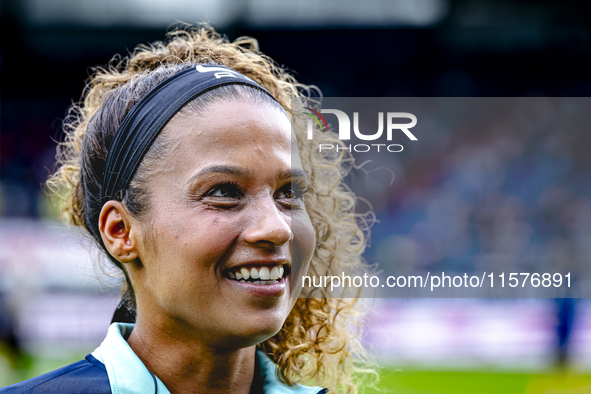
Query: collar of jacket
92 323 327 394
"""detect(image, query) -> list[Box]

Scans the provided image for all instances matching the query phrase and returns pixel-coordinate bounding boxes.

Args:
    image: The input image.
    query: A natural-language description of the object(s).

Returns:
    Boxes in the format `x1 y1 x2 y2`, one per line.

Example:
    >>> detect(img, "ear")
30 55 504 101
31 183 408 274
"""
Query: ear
99 201 139 264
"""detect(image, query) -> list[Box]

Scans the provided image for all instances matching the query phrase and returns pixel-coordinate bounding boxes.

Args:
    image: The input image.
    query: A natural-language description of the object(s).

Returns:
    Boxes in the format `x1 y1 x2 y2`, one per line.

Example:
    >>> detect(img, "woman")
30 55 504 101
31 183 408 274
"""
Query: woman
2 26 374 393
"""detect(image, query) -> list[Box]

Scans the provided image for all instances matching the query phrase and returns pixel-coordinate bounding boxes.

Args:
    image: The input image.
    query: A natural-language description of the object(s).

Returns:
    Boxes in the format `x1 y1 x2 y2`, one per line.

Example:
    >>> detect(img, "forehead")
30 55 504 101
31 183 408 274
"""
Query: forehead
160 100 299 178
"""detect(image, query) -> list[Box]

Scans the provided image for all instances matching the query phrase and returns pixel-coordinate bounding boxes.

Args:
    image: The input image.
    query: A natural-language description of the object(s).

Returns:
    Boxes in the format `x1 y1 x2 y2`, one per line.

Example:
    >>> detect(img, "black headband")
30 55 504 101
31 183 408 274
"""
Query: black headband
101 64 277 200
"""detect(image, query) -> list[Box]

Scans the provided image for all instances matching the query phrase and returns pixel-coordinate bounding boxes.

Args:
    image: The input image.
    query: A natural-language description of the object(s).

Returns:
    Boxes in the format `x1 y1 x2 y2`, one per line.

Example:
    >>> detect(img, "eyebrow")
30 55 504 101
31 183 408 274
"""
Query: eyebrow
278 168 309 181
186 165 308 185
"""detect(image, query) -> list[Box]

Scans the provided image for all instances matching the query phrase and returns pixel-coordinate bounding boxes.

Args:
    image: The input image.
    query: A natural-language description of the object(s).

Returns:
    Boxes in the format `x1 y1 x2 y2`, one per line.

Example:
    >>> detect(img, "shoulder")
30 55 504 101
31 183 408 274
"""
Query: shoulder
0 354 111 394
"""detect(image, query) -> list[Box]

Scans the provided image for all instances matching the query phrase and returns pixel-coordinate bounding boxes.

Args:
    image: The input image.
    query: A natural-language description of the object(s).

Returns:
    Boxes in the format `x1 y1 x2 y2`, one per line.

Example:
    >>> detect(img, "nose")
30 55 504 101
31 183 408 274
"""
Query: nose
243 195 292 247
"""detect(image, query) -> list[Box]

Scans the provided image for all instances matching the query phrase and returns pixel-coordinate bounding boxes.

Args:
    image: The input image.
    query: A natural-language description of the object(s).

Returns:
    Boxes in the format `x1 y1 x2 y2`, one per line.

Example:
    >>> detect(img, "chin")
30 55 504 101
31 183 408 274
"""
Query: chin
228 310 287 348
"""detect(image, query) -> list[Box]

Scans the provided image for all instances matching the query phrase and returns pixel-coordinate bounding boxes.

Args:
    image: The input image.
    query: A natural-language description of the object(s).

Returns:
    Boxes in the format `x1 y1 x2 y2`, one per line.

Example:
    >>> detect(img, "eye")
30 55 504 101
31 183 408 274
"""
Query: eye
203 181 244 199
276 180 309 201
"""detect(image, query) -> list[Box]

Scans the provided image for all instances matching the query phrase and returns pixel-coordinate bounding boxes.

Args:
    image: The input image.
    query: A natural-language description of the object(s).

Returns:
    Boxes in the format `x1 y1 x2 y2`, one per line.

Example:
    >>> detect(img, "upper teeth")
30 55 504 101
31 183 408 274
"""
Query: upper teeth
230 266 284 281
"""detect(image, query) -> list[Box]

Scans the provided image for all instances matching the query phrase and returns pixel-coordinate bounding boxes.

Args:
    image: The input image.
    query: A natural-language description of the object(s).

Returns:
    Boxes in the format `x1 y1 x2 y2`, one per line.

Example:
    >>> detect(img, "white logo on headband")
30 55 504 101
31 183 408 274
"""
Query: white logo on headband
196 64 254 82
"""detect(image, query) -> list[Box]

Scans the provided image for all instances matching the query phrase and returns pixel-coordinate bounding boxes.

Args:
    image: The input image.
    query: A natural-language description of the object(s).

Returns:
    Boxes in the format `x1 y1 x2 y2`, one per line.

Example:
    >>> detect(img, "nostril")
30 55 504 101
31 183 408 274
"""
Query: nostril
243 221 292 246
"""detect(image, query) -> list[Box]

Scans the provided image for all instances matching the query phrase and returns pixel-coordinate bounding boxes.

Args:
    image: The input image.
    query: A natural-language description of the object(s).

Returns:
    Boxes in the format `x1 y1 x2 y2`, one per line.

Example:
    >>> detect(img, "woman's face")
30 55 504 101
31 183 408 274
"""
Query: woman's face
130 99 315 348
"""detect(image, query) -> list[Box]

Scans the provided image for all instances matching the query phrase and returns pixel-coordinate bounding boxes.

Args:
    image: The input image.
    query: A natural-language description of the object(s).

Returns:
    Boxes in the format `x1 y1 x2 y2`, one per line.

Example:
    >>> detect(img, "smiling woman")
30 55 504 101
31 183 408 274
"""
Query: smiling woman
0 26 376 394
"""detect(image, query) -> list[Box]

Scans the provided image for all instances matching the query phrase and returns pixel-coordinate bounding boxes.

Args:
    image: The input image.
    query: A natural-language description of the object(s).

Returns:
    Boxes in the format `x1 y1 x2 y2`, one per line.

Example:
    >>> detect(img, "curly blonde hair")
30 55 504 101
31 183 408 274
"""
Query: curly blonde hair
47 24 377 393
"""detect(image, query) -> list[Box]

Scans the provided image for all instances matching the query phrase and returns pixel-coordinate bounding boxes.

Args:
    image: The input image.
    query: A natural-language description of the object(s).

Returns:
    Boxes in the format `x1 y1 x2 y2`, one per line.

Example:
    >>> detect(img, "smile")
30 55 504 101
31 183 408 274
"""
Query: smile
226 265 286 285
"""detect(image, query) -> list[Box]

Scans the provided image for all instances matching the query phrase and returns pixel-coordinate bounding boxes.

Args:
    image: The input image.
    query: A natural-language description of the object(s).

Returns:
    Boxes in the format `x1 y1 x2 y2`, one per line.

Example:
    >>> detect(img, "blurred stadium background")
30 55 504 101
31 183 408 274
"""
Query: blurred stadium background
2 0 591 392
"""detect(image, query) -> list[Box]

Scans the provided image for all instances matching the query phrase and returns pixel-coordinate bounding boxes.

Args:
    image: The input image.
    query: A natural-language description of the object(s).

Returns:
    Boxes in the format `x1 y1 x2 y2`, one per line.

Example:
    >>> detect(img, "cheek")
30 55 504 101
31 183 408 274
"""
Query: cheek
291 214 316 283
293 216 315 257
147 214 242 314
160 211 238 256
150 213 240 286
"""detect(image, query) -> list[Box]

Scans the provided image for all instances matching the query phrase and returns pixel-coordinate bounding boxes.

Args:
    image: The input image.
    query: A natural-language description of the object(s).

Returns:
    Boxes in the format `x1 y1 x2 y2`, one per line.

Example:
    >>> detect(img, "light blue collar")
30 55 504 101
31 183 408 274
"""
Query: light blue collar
92 323 167 394
92 323 325 394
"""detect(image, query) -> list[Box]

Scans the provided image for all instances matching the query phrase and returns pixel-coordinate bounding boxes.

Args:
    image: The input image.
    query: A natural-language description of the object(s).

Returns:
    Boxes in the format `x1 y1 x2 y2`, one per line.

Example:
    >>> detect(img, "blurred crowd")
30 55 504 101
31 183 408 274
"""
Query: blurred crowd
356 98 591 290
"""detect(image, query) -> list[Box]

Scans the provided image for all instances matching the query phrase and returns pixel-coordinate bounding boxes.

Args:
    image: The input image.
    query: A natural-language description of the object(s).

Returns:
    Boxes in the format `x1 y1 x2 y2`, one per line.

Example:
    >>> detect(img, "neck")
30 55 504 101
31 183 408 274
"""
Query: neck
127 318 258 394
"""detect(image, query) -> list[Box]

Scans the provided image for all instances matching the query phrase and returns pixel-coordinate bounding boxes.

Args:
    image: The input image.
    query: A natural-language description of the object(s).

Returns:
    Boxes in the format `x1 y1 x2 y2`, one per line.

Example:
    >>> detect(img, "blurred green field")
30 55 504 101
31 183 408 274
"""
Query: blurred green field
365 367 591 394
3 355 591 393
0 352 86 388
